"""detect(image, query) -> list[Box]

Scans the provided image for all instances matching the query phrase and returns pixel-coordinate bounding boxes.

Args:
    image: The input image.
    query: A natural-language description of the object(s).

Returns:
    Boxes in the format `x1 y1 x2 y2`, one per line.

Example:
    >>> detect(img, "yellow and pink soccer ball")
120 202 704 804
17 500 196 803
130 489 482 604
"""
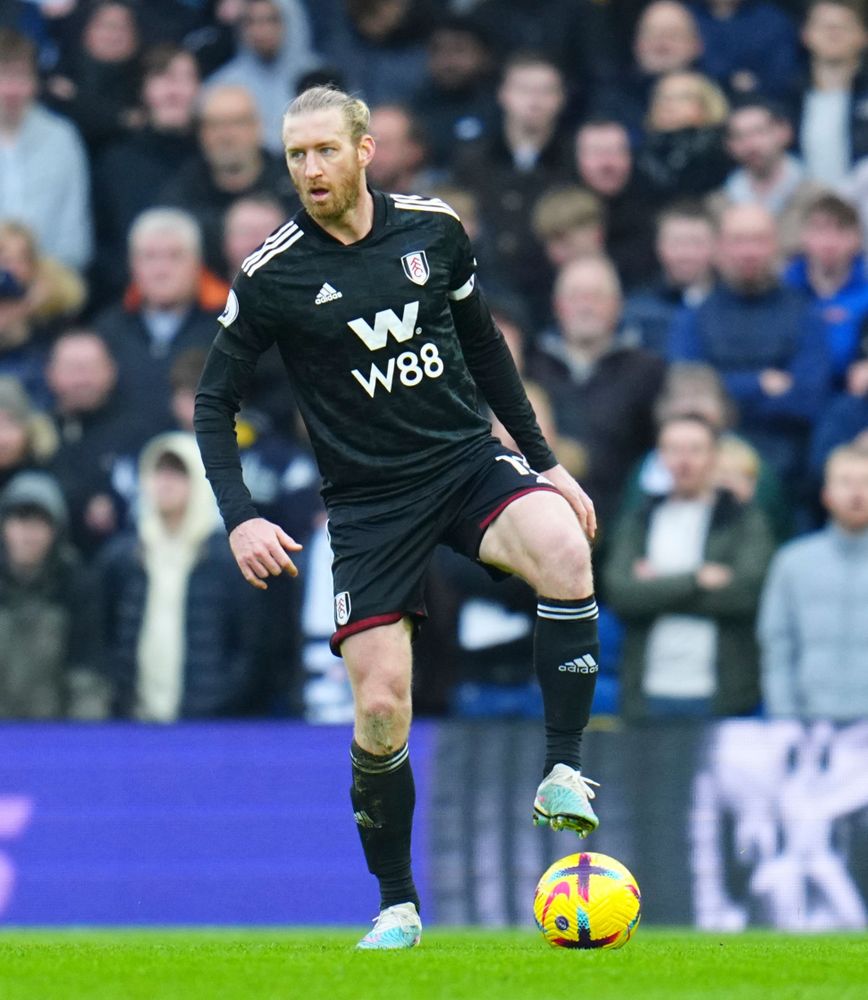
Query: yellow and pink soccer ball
533 851 641 949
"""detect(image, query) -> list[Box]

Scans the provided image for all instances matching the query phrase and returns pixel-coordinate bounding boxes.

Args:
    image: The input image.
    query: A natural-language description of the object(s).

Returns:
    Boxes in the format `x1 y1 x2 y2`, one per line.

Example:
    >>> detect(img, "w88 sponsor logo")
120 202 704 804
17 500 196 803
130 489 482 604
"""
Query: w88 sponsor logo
351 343 444 398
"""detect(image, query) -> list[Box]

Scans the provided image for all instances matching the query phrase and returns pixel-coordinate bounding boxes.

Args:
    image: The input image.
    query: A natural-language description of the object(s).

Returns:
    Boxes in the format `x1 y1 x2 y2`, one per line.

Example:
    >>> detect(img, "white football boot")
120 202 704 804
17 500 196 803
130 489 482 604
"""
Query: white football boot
532 763 600 837
356 902 422 950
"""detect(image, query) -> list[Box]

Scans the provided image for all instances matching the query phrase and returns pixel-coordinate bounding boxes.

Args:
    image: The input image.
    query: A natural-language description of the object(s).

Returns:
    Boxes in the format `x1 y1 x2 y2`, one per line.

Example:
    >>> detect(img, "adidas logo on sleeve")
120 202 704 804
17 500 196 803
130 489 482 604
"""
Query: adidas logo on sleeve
315 282 343 305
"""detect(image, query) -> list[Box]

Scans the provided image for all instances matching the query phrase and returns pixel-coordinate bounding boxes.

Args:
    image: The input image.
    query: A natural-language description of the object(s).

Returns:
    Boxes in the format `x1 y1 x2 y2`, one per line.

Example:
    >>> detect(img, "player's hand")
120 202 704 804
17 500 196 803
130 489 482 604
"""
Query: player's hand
229 517 303 590
540 464 597 540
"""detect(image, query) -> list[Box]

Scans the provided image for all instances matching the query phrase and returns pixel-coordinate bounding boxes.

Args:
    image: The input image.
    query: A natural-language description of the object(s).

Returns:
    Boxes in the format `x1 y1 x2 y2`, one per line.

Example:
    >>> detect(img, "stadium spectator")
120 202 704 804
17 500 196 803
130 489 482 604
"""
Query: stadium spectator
605 413 774 720
220 191 285 280
43 0 142 155
410 15 497 169
170 346 321 716
96 431 262 721
0 375 56 493
796 0 868 186
758 443 868 719
636 70 732 202
365 104 439 195
669 203 832 493
574 118 657 290
0 470 107 719
809 392 868 482
453 52 574 326
783 193 868 383
622 362 794 542
315 0 435 107
204 0 321 156
622 200 717 356
0 28 93 272
531 187 605 272
0 220 85 329
530 255 666 535
597 0 703 138
708 97 827 259
219 193 301 428
46 330 150 559
0 268 54 408
158 83 297 274
92 44 201 305
95 208 219 439
692 0 800 99
468 0 618 101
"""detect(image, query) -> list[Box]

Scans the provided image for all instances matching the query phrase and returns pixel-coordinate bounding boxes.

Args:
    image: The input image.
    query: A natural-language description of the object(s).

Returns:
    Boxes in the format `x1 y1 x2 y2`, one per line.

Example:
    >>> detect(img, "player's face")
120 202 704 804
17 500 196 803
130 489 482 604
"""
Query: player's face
284 109 373 224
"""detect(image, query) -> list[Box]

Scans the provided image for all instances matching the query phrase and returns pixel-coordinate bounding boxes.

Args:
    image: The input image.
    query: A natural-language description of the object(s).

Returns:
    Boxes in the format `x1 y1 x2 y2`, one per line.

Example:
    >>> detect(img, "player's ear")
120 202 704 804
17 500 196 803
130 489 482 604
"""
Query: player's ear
358 134 375 169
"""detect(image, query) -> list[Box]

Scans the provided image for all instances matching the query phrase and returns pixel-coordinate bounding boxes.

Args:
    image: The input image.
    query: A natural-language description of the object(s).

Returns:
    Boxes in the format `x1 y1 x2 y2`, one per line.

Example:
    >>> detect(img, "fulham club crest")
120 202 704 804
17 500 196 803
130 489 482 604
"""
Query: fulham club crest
334 591 351 627
401 250 430 286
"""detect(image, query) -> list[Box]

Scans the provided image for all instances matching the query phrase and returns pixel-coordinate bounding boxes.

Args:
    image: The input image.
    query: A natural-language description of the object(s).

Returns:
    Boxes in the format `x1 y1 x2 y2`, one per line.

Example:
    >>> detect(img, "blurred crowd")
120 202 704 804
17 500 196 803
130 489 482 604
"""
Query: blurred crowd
0 0 867 724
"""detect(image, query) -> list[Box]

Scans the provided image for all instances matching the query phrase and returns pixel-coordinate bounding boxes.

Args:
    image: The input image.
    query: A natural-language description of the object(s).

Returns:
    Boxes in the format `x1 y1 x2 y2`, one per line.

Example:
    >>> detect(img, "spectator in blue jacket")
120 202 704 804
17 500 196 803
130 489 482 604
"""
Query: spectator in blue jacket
669 203 832 490
692 0 800 100
783 192 868 383
623 199 717 356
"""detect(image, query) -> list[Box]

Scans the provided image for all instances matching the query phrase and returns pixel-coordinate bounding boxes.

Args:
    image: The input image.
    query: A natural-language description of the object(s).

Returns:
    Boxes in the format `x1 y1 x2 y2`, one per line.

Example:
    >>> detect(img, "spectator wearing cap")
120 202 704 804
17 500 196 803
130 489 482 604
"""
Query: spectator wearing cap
0 470 108 719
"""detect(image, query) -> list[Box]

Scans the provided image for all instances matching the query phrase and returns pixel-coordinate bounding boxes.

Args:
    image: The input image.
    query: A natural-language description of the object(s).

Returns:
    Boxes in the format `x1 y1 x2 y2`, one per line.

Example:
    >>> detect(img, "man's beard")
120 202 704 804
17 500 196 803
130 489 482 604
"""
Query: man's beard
299 174 360 223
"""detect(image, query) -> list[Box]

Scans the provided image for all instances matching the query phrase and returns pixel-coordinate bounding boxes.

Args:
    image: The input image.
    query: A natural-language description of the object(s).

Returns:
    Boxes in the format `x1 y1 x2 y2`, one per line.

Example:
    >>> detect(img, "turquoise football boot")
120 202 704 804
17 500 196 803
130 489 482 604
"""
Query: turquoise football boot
533 763 600 837
356 902 422 950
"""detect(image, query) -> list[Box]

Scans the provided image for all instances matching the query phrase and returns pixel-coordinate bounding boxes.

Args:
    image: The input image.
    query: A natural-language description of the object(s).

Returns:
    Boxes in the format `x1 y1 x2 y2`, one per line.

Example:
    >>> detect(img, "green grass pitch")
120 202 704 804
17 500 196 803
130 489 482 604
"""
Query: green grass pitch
1 929 866 1000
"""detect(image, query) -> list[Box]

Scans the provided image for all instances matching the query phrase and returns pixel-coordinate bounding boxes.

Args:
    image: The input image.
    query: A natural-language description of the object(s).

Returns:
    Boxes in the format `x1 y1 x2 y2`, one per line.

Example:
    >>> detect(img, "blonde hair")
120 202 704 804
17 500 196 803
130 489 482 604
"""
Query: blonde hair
532 187 604 241
283 85 371 145
649 70 729 129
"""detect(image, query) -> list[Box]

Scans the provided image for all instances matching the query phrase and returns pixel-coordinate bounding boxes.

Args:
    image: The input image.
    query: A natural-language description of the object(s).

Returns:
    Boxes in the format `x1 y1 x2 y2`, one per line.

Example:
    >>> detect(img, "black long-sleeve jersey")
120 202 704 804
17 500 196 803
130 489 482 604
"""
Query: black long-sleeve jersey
195 190 556 533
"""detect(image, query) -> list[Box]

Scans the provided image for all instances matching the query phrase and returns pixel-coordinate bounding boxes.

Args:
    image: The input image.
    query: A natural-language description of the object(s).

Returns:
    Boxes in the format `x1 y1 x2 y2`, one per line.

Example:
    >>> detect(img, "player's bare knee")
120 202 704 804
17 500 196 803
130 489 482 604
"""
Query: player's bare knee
533 529 592 597
356 695 410 753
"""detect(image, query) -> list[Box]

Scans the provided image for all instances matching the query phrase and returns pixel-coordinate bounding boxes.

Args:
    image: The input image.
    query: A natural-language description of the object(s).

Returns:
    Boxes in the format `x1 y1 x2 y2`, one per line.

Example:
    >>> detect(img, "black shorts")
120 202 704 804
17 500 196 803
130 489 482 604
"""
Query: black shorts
327 439 558 655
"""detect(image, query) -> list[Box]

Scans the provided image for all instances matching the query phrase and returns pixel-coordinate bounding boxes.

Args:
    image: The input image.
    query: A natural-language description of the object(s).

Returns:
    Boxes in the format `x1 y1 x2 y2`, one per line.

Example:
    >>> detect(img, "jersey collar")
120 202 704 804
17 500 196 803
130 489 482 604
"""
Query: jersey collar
298 188 387 247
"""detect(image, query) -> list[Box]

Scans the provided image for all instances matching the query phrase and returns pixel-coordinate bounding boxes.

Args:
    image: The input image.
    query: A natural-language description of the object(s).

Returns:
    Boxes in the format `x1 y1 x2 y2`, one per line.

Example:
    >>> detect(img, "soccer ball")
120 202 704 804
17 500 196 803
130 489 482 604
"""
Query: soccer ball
533 851 641 949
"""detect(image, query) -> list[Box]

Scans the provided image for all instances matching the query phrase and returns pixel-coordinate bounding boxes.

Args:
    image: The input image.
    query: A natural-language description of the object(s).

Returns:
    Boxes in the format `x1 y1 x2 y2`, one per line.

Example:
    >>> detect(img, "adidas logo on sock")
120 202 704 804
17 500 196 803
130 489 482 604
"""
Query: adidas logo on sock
315 282 343 304
558 654 598 674
353 809 380 829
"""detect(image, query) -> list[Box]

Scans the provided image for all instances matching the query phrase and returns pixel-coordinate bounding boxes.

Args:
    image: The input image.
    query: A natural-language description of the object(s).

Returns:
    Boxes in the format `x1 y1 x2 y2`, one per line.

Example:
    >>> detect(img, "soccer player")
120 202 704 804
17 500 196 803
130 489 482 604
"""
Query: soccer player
194 86 602 950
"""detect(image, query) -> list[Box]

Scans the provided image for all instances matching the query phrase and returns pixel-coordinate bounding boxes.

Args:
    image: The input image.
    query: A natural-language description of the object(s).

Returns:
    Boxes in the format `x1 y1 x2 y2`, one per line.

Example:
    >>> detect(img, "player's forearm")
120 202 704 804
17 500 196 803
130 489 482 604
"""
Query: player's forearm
194 345 260 534
451 294 556 471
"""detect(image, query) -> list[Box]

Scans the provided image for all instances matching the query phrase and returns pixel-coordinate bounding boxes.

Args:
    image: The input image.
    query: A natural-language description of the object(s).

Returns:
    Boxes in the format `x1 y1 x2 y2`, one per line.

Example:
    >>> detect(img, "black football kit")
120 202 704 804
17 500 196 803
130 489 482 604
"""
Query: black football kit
195 190 558 645
194 190 601 918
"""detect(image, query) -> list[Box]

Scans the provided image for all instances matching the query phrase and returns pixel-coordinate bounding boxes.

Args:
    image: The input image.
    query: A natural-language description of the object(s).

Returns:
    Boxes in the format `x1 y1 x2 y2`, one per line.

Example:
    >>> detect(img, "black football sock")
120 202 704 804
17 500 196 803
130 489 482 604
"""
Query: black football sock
350 741 420 913
534 595 600 777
